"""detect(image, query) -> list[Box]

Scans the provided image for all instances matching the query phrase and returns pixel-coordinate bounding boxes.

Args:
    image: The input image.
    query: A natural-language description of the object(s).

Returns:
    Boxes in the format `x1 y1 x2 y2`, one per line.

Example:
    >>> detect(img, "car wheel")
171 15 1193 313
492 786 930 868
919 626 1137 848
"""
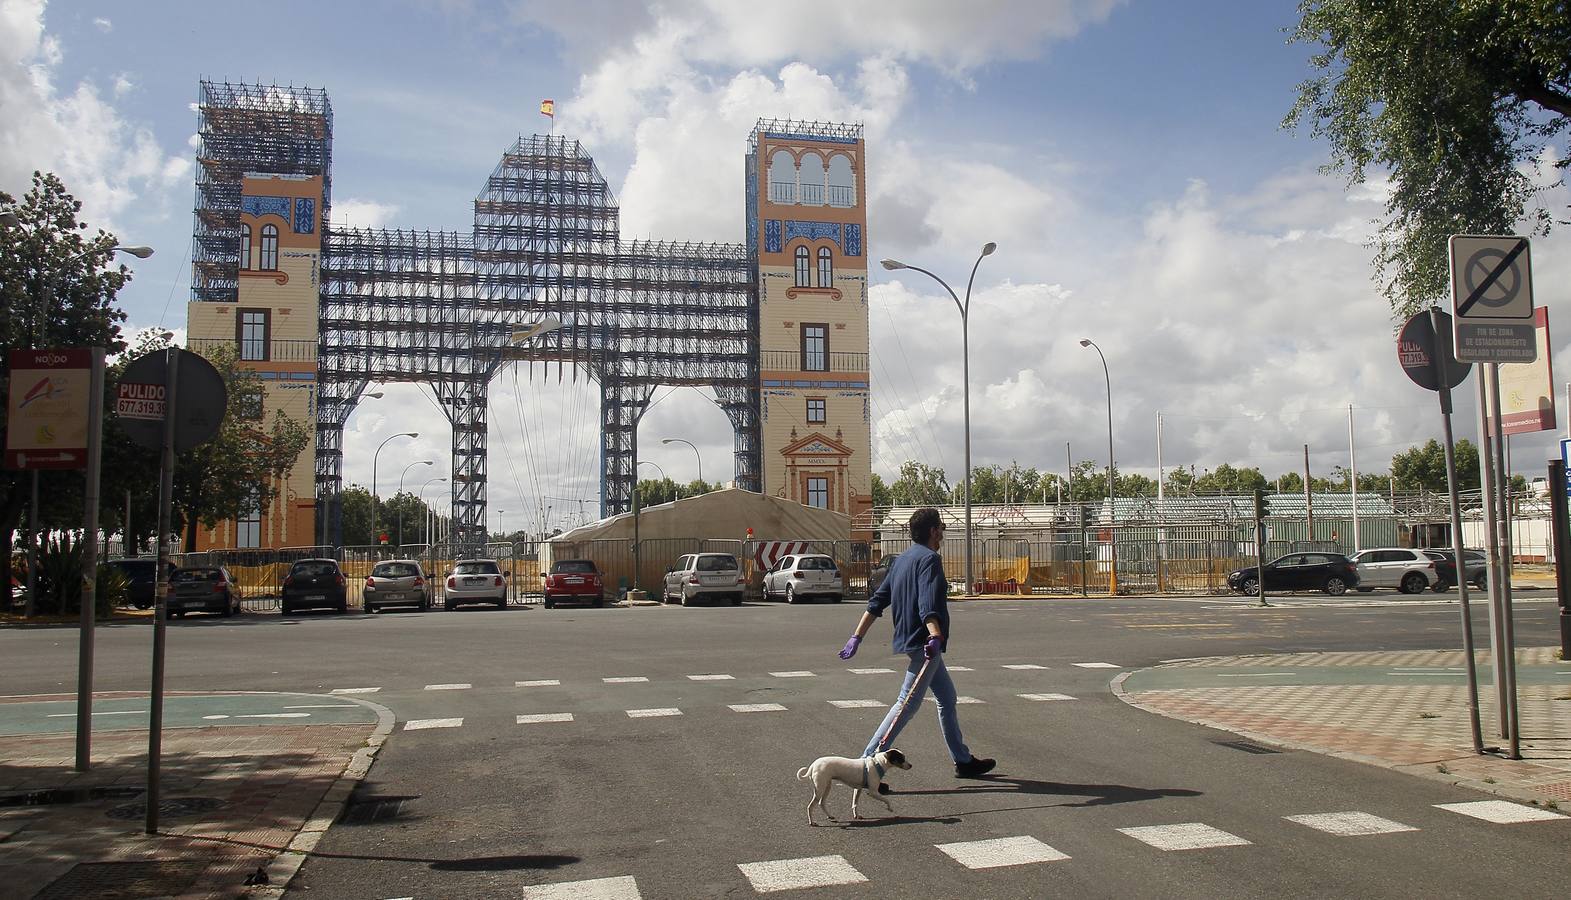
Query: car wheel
593 596 606 608
1431 579 1452 594
1240 577 1259 597
222 596 235 617
281 604 292 615
1400 573 1427 595
830 593 843 604
335 602 347 614
171 611 184 619
729 593 742 606
497 595 507 609
444 600 454 611
786 585 797 604
1473 577 1487 591
680 591 690 607
1325 576 1348 596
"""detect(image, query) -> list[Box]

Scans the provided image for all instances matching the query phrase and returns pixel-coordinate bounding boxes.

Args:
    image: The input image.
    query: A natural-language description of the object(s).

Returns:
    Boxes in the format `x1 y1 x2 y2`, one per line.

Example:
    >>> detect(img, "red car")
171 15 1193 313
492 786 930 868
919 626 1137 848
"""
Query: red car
543 559 605 609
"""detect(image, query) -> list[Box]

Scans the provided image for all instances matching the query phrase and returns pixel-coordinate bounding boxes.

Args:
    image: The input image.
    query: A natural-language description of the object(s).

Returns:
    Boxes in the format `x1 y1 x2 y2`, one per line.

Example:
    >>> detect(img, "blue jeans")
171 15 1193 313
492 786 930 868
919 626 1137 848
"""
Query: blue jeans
862 650 973 764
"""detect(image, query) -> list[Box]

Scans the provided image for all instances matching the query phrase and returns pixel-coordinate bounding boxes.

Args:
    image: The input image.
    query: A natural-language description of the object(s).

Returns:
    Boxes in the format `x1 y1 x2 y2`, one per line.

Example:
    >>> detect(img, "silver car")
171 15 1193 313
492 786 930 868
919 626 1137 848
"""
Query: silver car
444 559 509 610
662 553 744 606
363 559 430 613
762 553 843 604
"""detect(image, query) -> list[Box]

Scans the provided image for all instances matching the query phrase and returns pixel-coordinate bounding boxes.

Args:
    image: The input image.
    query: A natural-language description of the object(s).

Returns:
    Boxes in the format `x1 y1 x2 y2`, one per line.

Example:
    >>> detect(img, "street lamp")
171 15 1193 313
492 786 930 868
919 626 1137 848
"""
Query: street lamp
661 438 702 486
497 509 506 540
419 476 448 546
880 242 996 596
396 459 434 546
371 432 418 546
1080 338 1117 593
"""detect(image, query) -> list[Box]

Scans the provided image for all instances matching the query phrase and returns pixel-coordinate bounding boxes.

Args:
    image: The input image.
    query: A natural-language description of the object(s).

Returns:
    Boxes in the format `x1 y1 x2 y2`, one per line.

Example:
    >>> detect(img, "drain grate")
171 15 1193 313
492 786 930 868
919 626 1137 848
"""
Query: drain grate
1213 739 1282 755
34 859 206 899
105 796 225 821
0 786 143 808
340 794 417 824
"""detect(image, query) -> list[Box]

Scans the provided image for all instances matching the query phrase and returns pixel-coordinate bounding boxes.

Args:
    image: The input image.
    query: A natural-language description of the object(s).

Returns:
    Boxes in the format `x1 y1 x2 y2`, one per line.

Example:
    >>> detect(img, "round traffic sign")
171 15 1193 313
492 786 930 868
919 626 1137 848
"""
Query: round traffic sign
1462 247 1522 309
1398 309 1470 392
116 348 228 451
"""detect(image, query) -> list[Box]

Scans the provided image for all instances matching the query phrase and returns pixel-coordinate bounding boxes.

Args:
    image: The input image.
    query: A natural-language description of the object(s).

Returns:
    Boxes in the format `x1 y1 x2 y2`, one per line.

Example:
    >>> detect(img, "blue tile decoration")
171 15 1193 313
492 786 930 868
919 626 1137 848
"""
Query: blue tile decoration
844 223 861 257
241 195 291 220
763 132 859 146
764 219 782 253
784 220 841 248
294 197 316 234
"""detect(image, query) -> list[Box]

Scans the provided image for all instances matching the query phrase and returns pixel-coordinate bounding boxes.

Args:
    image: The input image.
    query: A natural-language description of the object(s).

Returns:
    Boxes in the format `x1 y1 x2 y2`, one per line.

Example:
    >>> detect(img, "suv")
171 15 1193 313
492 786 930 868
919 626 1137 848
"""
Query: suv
282 558 348 614
1349 548 1438 594
763 553 843 604
1423 549 1488 592
1227 553 1360 596
364 559 429 613
663 553 744 606
107 558 176 610
444 559 508 609
169 566 241 618
543 559 604 609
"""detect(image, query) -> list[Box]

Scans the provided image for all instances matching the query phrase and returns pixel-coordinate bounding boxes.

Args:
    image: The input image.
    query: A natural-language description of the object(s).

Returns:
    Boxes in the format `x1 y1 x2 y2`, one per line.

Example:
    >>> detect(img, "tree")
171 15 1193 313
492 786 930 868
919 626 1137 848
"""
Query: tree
881 461 949 506
871 472 891 508
0 173 133 608
1389 438 1481 493
1286 1 1571 315
634 477 721 508
1194 464 1270 495
339 486 375 546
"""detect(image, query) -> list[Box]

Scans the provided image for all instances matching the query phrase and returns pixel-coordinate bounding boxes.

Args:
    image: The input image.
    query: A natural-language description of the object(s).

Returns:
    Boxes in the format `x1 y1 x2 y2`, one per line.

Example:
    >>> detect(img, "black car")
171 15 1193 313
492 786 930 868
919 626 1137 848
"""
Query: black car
281 558 348 614
1227 552 1360 596
169 566 241 617
106 558 177 610
1422 549 1489 592
866 560 890 598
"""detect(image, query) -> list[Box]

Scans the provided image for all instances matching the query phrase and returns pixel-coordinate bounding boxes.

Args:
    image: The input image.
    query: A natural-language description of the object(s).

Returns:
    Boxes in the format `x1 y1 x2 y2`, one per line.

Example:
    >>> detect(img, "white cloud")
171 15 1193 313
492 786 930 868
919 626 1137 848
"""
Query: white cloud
331 198 402 229
112 73 133 97
92 16 111 32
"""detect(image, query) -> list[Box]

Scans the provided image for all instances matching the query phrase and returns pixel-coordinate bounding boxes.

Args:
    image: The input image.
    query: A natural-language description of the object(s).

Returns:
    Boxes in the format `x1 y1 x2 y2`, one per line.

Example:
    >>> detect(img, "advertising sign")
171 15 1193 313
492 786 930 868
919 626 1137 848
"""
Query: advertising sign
5 347 91 469
1490 307 1556 435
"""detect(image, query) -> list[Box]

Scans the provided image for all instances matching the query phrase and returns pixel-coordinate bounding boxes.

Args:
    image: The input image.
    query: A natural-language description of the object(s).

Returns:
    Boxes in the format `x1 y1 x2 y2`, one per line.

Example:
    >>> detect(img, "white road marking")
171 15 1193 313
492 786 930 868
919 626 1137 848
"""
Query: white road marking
517 713 574 724
770 671 816 678
729 703 788 713
603 676 649 683
424 683 471 691
1285 812 1418 836
1118 822 1251 851
331 687 380 694
955 696 985 704
847 667 894 675
1435 800 1567 823
626 708 682 718
517 679 562 687
404 718 463 730
737 855 868 893
1217 673 1295 678
1388 672 1462 676
283 704 358 709
1018 693 1077 701
947 666 974 671
828 699 886 709
935 835 1069 869
686 674 734 681
46 710 144 717
520 875 642 899
1073 662 1121 669
1002 664 1050 670
201 713 311 720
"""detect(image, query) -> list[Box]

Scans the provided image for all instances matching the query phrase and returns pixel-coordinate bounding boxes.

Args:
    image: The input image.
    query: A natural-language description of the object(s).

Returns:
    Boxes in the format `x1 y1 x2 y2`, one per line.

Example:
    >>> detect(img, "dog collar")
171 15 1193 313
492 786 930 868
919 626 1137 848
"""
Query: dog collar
865 757 887 789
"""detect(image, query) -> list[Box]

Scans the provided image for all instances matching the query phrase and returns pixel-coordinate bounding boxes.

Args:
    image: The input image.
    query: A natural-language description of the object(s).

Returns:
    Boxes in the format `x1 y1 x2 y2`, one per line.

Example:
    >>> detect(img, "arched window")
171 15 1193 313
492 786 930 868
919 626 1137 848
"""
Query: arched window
817 247 832 287
827 154 856 207
798 153 826 206
259 224 279 270
768 150 798 204
794 246 810 287
239 223 252 270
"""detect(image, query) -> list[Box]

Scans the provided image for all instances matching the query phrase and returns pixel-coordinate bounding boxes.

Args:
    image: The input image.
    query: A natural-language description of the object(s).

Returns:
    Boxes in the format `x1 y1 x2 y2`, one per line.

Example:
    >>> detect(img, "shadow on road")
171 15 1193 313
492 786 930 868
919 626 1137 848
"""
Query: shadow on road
898 776 1203 809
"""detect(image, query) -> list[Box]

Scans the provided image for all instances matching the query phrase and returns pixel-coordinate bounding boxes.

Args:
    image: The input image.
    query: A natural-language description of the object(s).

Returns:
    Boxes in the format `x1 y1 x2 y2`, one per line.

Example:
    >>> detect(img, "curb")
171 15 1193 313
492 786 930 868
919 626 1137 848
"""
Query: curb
246 693 397 898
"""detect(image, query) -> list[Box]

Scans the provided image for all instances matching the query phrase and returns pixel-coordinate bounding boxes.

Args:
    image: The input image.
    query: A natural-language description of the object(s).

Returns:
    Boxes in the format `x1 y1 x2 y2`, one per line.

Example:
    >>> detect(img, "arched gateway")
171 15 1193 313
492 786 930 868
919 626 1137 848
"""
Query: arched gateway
185 81 872 551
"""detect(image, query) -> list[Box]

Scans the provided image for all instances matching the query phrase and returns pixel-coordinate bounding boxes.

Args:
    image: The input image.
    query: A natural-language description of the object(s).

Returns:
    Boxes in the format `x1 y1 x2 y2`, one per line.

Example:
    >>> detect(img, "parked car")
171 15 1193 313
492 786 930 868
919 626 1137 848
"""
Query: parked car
364 559 430 613
662 553 744 606
107 558 176 610
1227 553 1360 596
281 558 348 614
444 559 508 610
1348 547 1438 594
762 553 843 603
543 559 604 608
1423 549 1489 592
168 566 241 618
867 559 890 599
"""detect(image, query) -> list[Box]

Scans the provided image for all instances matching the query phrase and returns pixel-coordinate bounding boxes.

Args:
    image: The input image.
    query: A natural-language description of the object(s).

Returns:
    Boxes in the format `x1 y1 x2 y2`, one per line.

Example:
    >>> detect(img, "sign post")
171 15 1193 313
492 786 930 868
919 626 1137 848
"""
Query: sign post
1550 452 1571 662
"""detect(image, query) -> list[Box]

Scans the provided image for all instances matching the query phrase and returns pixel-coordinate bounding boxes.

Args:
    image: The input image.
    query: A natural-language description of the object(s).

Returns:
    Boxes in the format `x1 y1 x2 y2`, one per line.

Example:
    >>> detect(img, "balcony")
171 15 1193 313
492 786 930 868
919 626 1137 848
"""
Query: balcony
768 182 796 204
761 350 868 373
188 337 318 363
799 183 825 206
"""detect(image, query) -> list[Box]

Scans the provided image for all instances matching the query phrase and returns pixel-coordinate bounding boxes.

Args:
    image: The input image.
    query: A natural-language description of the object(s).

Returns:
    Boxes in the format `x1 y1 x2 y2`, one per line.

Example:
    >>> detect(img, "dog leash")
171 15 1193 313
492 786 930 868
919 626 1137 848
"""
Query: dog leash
875 655 933 752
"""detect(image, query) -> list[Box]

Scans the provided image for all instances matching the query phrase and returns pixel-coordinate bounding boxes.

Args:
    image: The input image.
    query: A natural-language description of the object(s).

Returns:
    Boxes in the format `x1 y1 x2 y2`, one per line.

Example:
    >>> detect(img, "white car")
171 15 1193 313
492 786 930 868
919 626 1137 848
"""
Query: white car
762 553 843 604
1348 548 1438 594
443 559 509 610
662 553 744 606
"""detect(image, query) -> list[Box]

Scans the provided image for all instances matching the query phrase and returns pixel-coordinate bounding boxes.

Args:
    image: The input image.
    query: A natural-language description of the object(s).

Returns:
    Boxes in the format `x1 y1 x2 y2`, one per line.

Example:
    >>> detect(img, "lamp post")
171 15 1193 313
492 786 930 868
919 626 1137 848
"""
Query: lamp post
419 476 447 545
371 432 418 547
396 459 434 547
881 242 996 596
496 509 506 541
1079 338 1117 594
661 438 702 487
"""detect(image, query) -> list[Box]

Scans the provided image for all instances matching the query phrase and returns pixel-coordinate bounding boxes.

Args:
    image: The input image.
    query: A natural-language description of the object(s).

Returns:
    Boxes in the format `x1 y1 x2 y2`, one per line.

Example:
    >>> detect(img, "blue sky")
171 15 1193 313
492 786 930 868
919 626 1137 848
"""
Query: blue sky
6 0 1567 532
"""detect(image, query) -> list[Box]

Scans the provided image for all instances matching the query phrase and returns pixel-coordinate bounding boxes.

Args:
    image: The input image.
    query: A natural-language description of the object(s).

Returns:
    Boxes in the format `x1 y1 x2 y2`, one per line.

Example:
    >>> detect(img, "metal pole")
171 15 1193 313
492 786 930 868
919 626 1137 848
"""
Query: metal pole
74 347 105 771
125 490 133 557
1487 365 1521 758
1349 404 1360 551
962 311 972 596
1476 364 1508 739
631 416 641 596
1303 445 1314 541
1549 459 1571 668
24 470 37 617
147 347 179 834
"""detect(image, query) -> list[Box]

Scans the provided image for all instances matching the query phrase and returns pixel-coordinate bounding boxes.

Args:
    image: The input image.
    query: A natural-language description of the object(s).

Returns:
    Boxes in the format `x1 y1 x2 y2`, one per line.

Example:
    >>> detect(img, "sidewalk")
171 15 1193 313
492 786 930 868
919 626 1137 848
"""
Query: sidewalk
0 692 392 899
1116 647 1571 807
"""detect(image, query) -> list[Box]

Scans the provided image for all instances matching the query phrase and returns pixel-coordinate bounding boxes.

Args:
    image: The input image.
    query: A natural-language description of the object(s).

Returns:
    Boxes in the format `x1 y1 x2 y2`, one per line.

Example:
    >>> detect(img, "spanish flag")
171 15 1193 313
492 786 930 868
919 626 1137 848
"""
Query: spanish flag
539 99 555 118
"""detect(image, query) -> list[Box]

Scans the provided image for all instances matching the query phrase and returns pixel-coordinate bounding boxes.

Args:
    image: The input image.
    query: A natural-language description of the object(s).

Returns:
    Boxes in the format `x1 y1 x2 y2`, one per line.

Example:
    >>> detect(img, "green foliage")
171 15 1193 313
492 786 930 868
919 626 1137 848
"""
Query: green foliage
33 533 119 617
340 486 375 546
1285 0 1571 316
1389 438 1481 493
1193 464 1270 495
634 478 723 508
882 461 950 506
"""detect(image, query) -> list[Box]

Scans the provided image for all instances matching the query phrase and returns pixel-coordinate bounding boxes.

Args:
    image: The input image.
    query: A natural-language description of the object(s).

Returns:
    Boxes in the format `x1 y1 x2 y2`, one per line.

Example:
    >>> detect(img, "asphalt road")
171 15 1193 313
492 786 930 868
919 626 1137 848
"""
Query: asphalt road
3 593 1567 898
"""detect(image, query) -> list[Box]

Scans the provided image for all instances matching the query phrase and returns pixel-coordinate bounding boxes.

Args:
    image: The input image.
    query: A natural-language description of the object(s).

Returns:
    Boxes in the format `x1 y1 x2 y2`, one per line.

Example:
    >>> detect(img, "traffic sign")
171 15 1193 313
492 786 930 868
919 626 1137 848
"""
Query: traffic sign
6 348 91 469
1397 309 1470 391
115 349 227 452
1450 234 1536 363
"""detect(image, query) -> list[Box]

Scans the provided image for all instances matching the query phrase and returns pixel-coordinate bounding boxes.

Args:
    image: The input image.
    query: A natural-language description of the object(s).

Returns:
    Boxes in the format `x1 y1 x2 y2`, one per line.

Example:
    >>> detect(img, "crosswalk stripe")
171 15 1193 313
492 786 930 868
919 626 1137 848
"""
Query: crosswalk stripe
626 708 682 718
947 666 974 671
729 703 788 713
935 835 1069 869
1018 693 1077 701
603 676 649 683
769 671 816 678
331 687 380 694
424 683 471 690
828 699 885 709
737 855 867 893
847 667 894 674
517 679 562 687
1002 664 1050 670
1284 812 1417 836
1118 822 1251 851
1073 662 1120 669
521 875 641 899
1435 800 1566 823
686 674 734 681
517 713 574 724
955 696 985 704
403 718 462 731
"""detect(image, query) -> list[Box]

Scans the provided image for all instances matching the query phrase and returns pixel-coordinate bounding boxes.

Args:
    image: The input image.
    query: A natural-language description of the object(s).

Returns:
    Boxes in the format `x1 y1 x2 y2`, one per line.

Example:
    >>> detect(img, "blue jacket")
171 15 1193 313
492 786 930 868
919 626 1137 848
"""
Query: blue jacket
866 543 949 654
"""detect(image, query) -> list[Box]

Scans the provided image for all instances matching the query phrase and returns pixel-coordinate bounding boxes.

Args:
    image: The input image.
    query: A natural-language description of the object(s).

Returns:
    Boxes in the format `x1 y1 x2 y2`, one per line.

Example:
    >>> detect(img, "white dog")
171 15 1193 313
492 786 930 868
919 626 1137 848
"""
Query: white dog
796 748 910 825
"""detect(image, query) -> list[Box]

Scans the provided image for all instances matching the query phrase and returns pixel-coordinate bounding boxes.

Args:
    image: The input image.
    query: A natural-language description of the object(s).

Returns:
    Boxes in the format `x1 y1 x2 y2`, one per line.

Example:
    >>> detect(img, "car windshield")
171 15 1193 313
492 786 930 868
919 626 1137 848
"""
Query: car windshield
696 555 737 572
174 569 222 582
552 561 596 574
799 557 835 570
454 561 499 575
372 563 420 578
292 561 338 576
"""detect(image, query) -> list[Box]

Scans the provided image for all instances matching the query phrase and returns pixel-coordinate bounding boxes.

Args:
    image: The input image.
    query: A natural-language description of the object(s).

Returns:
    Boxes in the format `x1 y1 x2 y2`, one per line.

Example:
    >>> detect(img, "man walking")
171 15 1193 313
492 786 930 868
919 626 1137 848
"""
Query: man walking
837 507 995 787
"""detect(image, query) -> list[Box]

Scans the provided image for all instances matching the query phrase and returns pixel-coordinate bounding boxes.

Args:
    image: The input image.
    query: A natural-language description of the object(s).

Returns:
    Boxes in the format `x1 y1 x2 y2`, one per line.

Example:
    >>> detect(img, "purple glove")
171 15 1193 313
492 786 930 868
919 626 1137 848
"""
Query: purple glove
923 635 943 660
838 635 861 660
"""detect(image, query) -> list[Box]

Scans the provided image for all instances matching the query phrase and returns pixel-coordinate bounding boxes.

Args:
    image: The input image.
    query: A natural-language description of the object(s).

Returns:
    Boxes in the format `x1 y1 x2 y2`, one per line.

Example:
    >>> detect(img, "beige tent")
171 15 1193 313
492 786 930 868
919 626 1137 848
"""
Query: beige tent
547 488 850 593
